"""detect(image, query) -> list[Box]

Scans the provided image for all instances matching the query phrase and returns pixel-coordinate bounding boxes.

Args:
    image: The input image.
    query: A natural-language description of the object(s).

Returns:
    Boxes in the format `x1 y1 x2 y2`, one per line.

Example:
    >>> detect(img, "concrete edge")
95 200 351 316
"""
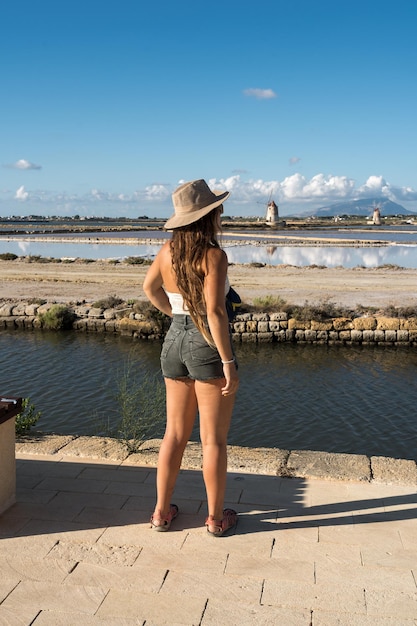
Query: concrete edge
15 433 417 486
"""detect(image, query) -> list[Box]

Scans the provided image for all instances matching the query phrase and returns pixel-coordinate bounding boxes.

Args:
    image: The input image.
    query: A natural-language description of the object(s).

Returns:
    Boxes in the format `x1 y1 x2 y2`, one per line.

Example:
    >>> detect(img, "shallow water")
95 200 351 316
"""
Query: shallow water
2 331 416 461
1 226 417 267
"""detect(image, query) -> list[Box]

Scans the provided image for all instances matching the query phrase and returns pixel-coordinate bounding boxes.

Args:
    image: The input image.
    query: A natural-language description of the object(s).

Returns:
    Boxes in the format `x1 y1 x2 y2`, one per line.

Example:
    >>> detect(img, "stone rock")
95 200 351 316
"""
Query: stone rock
311 320 333 331
376 316 400 330
228 446 289 475
371 456 417 484
353 317 377 330
286 449 371 481
11 303 27 315
333 317 353 330
0 304 13 316
58 436 129 461
15 433 76 454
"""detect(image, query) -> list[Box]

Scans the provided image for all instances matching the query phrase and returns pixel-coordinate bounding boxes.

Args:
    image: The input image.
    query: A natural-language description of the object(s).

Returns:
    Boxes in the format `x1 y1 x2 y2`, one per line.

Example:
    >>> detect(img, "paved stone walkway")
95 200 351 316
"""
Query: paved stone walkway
0 451 416 625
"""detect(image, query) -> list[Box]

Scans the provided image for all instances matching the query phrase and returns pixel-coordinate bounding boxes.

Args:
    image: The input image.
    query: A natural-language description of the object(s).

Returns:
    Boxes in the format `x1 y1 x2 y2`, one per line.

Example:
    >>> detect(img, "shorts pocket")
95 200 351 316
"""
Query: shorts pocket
189 329 220 364
161 326 182 360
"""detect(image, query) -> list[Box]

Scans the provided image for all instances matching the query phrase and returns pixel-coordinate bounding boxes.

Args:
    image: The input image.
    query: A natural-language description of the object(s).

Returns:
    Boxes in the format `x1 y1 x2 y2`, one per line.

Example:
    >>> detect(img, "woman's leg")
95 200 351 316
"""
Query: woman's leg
195 379 235 521
152 378 197 521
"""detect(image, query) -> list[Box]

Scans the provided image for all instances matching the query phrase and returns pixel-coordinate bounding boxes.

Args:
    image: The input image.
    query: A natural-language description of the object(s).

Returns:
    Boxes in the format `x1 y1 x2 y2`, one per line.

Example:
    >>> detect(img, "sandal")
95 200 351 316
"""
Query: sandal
150 504 179 531
205 508 238 537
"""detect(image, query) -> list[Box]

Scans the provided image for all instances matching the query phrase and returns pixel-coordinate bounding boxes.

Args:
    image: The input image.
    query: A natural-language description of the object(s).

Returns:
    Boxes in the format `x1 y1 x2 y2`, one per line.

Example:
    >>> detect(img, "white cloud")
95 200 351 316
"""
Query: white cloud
3 173 417 217
143 184 171 201
5 159 42 170
289 156 301 165
15 185 29 201
243 88 277 100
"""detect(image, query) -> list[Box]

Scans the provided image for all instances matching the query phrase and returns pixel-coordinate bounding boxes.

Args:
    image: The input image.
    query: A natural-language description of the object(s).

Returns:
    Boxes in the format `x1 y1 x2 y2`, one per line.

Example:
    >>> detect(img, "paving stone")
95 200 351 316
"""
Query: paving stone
312 611 416 625
365 588 417 619
36 476 110 494
399 525 417 550
2 580 106 615
226 554 315 583
0 605 41 626
96 589 206 624
15 518 106 543
315 561 416 591
66 560 167 593
184 530 276 558
74 506 149 527
272 539 362 565
202 599 311 625
48 489 129 510
7 442 417 624
262 579 366 613
31 612 144 625
361 546 417 569
99 524 186 550
80 465 151 483
0 535 58 559
16 486 57 504
319 523 404 549
0 556 75 583
48 540 141 566
160 569 263 604
0 579 20 603
134 545 228 575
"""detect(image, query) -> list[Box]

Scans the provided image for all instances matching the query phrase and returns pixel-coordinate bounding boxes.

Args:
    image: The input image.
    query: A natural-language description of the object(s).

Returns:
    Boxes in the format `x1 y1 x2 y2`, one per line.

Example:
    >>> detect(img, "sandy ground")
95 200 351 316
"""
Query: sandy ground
1 258 416 309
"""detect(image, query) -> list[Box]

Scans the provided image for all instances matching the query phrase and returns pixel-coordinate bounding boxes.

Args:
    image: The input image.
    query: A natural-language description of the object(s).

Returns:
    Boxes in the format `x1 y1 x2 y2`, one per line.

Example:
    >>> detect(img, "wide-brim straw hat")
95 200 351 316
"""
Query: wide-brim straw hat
164 179 230 230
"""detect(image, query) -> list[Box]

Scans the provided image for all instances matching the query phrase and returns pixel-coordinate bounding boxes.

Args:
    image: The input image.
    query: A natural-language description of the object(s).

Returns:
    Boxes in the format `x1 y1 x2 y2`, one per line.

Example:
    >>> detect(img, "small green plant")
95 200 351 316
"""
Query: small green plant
124 256 152 265
251 295 288 312
92 295 124 309
0 252 18 261
132 300 170 333
381 304 417 318
38 304 75 330
15 398 41 436
96 356 166 453
288 298 350 321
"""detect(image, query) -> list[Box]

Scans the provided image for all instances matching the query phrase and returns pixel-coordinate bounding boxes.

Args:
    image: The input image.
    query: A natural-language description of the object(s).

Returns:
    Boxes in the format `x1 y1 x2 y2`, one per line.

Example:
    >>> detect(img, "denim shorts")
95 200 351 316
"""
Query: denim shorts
161 314 227 381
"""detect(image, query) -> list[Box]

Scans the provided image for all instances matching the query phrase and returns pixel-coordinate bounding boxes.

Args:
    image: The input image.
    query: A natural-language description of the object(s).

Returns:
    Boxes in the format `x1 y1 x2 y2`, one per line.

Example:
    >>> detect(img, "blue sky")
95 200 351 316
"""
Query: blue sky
1 0 417 218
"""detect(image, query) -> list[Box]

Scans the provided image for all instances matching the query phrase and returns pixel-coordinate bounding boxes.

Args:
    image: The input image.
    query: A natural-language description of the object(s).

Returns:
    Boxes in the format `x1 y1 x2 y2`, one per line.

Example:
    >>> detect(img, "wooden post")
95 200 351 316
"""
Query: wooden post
0 397 22 515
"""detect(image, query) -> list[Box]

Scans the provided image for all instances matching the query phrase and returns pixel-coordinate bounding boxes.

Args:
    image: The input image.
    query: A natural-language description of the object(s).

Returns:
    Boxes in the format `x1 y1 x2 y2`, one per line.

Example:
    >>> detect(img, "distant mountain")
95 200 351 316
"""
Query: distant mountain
295 197 416 218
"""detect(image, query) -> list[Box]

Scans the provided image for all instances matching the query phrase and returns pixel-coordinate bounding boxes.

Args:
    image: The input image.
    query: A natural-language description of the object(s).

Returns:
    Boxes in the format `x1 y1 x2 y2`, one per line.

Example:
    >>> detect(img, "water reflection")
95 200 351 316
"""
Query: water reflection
1 237 417 268
1 331 416 461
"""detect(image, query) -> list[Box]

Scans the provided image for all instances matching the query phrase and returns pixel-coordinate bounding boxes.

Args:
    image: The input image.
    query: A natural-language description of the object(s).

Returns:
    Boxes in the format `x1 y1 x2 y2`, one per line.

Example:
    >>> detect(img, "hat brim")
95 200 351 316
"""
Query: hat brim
164 190 230 230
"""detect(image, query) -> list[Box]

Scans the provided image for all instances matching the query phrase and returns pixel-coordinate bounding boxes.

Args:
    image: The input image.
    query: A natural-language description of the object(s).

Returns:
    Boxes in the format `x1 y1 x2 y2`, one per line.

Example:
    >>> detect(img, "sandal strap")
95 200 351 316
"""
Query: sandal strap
205 509 237 534
151 504 178 526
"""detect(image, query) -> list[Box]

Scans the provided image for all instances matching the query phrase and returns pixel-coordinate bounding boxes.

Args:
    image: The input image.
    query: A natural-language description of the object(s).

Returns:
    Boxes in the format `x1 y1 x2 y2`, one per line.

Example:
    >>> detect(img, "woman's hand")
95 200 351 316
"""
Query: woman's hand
221 362 239 396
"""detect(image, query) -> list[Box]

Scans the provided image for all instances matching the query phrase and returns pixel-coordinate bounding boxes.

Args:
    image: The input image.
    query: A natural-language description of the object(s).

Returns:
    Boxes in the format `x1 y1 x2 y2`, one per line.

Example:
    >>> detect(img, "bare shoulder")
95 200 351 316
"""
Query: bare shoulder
206 246 227 269
158 240 171 257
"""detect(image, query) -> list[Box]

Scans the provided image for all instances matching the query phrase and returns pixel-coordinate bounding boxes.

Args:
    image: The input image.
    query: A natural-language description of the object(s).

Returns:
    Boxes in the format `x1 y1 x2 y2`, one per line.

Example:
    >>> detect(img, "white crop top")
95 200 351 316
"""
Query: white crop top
166 277 230 315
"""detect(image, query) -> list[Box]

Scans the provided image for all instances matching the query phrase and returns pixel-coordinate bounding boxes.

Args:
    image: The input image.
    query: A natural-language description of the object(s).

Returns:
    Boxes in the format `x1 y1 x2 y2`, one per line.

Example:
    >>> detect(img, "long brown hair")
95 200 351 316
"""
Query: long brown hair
170 208 221 343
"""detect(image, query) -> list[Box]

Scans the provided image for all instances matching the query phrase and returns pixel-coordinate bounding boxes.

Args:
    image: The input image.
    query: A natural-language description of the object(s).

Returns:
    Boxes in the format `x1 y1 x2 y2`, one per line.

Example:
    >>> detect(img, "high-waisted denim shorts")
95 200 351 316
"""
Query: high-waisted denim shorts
161 314 229 381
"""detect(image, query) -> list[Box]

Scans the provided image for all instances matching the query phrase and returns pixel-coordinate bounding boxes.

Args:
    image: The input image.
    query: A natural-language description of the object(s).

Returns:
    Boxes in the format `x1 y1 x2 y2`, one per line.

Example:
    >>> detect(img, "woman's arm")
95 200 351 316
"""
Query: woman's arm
143 245 172 317
204 247 239 396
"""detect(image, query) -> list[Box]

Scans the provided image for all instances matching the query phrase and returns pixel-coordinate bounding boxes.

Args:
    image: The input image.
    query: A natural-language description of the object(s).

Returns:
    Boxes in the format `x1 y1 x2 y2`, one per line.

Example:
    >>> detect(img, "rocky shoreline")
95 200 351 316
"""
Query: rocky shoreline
2 298 417 346
15 433 417 485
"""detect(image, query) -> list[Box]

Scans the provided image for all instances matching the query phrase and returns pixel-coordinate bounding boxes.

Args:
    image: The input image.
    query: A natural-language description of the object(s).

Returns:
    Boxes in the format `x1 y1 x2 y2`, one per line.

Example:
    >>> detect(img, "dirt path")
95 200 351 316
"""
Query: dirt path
1 259 416 309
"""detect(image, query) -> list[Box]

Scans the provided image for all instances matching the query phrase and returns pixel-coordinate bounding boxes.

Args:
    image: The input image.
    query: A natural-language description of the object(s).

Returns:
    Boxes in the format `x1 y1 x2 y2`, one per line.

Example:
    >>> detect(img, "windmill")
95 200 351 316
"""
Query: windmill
371 201 381 225
257 192 279 225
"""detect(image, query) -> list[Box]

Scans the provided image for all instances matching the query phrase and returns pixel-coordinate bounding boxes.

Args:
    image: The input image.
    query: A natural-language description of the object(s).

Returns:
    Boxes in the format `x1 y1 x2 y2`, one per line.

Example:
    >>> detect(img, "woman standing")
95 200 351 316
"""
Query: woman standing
143 179 239 536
